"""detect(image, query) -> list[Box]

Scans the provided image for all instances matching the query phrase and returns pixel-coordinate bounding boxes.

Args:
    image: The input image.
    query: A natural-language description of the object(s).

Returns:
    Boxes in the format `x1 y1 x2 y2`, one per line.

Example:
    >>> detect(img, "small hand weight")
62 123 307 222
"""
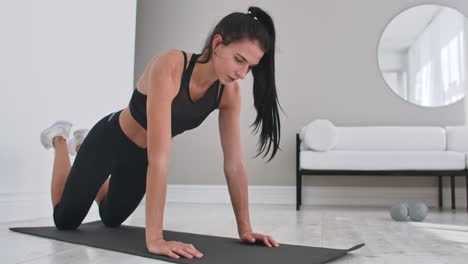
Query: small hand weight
408 202 429 221
389 202 409 221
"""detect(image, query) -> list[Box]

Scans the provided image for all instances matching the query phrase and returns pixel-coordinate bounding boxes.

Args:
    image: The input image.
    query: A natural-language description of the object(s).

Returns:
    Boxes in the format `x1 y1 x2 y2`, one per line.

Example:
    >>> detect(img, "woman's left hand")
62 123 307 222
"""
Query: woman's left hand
239 231 280 247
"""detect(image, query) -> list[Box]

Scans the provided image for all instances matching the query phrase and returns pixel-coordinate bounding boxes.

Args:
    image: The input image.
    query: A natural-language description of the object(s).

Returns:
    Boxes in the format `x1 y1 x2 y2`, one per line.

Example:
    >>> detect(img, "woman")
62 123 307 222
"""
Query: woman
39 6 282 260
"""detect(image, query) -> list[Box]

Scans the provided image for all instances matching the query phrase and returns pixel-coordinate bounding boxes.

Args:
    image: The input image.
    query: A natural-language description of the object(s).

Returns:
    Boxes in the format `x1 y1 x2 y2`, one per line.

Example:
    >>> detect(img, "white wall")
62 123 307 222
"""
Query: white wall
0 0 137 193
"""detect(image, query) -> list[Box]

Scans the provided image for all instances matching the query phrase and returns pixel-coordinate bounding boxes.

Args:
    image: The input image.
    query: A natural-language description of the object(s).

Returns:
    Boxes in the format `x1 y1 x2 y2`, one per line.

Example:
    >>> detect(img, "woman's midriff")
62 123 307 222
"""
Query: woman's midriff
118 107 148 149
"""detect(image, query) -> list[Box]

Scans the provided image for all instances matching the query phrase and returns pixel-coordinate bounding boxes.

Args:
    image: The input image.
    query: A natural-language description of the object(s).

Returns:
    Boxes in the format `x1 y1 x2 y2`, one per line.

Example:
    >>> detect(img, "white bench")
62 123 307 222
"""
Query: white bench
296 125 468 211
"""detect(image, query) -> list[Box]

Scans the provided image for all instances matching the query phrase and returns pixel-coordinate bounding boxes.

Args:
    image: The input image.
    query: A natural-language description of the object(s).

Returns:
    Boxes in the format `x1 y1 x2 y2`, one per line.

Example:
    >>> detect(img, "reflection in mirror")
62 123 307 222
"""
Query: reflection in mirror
378 5 467 107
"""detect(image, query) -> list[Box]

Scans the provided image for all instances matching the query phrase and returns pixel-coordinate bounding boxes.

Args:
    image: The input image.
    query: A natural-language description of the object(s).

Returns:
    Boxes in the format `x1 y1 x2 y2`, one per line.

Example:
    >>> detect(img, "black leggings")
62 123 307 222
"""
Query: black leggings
53 109 148 230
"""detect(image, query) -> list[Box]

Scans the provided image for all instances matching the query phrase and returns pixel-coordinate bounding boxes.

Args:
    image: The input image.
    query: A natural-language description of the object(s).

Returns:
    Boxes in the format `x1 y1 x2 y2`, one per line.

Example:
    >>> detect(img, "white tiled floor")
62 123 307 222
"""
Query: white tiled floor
2 194 468 263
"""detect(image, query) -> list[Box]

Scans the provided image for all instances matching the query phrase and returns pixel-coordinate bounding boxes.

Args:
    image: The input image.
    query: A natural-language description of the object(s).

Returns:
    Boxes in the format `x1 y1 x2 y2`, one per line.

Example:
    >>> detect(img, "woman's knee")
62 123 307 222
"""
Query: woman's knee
53 213 81 230
101 218 122 228
53 205 82 230
99 203 124 228
100 212 123 228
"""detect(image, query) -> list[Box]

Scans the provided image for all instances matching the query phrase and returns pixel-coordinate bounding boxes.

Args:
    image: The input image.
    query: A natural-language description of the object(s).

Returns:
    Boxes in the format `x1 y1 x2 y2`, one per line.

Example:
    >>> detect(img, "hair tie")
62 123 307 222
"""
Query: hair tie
247 10 258 21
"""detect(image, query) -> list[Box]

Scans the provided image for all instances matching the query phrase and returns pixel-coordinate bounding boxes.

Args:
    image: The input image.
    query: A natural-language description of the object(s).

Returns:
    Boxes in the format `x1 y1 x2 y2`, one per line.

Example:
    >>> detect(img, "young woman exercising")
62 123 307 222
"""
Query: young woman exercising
40 6 281 260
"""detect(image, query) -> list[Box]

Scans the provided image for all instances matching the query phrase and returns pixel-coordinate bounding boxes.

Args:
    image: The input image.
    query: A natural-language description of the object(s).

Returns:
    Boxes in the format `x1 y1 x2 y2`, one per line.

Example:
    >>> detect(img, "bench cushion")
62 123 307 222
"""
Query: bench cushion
300 150 465 170
446 126 468 152
332 127 446 151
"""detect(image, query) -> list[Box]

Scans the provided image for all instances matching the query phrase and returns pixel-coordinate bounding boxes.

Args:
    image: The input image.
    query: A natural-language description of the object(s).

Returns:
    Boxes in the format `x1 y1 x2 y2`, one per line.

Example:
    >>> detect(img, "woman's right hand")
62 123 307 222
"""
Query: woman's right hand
147 239 204 259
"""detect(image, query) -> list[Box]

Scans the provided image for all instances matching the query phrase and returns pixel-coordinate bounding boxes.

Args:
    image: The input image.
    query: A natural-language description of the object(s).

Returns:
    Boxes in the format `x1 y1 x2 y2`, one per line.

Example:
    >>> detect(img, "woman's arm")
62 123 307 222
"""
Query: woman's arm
144 50 203 260
218 82 252 235
218 82 279 248
225 161 251 236
145 50 179 244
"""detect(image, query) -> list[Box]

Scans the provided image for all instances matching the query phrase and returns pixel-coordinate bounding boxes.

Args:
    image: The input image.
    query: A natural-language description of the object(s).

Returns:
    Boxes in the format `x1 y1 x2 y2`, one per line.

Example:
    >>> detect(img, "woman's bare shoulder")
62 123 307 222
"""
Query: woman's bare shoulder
149 49 186 78
143 49 186 97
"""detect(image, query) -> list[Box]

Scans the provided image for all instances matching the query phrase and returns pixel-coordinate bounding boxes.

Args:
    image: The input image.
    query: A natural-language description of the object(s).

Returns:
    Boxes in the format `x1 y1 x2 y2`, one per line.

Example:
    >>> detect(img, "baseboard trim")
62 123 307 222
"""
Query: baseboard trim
2 185 465 209
164 184 467 208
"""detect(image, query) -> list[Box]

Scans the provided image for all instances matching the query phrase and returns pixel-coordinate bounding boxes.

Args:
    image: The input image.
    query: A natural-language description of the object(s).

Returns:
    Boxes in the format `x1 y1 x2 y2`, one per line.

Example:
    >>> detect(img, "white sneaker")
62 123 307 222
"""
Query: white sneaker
67 129 89 156
40 121 73 150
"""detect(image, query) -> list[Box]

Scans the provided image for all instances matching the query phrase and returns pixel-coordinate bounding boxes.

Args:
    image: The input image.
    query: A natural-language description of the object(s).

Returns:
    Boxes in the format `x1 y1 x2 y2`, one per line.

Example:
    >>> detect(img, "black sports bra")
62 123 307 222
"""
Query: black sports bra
128 51 225 137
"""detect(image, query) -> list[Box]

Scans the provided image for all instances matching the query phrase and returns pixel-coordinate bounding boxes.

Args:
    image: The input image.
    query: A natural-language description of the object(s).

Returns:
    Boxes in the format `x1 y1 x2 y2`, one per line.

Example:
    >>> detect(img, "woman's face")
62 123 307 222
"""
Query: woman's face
211 35 264 85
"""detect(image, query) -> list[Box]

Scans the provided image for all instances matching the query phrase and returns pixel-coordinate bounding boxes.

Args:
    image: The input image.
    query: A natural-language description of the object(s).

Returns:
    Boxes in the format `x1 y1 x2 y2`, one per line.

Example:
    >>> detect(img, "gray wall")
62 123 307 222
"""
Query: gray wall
135 0 467 193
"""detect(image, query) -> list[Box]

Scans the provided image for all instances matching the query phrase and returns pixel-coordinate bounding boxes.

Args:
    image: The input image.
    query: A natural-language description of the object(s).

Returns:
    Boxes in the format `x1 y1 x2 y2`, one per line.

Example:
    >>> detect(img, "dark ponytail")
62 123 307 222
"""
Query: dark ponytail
199 6 282 162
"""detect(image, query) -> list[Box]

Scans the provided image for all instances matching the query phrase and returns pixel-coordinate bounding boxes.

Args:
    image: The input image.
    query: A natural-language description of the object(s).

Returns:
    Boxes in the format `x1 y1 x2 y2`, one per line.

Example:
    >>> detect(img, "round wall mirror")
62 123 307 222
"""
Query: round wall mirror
378 5 467 107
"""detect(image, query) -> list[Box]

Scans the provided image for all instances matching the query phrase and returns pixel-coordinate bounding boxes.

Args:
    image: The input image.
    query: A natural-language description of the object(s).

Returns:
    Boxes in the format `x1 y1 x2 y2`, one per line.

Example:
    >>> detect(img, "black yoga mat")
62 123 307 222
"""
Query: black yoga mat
10 221 364 264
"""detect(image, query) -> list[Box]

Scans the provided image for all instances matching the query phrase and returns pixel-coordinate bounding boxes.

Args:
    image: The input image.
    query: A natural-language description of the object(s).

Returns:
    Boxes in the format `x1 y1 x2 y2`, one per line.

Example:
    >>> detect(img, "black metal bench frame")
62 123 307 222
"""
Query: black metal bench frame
296 134 468 212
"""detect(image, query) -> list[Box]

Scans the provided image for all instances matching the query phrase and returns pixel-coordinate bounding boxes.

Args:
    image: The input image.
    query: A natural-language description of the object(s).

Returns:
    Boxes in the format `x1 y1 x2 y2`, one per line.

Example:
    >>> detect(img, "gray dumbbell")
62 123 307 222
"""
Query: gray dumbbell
390 202 409 221
408 202 429 221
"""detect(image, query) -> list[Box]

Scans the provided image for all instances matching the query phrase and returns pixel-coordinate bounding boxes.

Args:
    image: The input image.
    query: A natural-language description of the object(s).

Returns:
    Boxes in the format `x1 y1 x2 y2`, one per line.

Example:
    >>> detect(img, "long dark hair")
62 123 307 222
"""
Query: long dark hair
198 6 282 162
